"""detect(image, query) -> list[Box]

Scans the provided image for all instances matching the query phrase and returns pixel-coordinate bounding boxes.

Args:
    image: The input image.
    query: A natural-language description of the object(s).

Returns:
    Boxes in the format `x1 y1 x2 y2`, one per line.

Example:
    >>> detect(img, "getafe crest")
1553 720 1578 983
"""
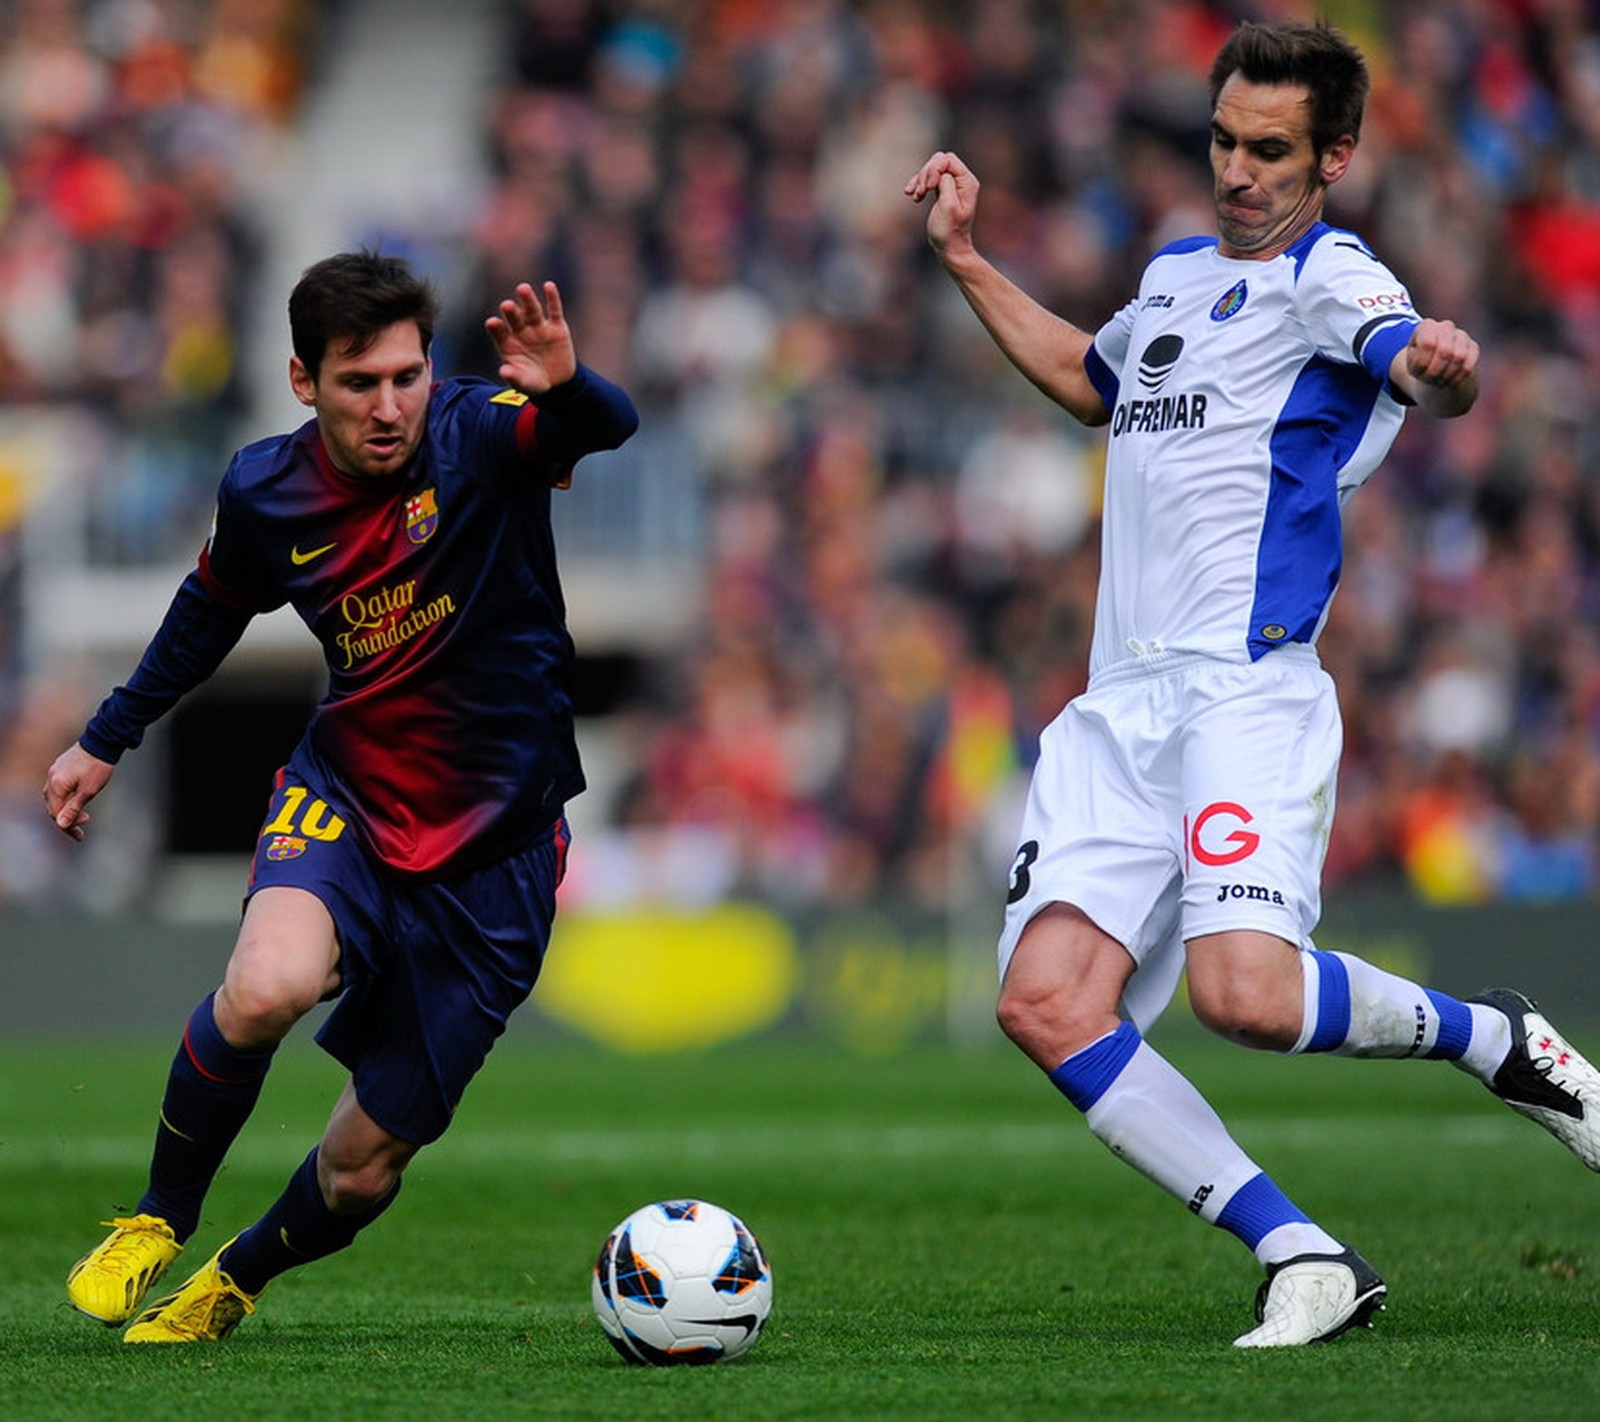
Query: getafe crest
1210 279 1248 322
265 834 307 861
405 487 439 545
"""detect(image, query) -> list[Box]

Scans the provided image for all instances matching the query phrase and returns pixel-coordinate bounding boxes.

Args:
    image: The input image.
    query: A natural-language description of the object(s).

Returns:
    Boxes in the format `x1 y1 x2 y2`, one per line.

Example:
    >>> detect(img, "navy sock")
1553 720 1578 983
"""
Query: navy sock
138 993 276 1242
220 1148 401 1295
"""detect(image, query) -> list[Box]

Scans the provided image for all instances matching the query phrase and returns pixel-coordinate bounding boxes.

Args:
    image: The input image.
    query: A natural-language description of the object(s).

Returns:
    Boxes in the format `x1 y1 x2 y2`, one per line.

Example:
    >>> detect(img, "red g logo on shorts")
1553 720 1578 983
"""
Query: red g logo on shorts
1189 802 1261 866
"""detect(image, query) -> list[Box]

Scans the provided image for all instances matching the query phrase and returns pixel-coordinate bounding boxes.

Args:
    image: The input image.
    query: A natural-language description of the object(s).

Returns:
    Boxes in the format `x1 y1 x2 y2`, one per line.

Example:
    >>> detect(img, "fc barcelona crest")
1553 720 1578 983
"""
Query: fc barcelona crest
405 487 439 545
265 834 307 861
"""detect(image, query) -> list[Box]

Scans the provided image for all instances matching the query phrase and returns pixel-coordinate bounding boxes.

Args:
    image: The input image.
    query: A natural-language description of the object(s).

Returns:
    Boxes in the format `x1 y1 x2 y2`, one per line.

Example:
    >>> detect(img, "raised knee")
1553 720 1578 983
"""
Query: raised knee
1191 988 1263 1042
997 980 1118 1066
216 975 317 1045
1188 977 1298 1049
321 1159 402 1216
1185 934 1305 1050
996 974 1053 1049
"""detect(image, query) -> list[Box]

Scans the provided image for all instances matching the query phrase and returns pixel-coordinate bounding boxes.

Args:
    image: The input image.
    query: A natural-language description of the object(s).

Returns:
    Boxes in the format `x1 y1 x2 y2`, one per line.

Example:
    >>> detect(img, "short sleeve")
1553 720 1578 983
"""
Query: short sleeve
1087 296 1139 409
1297 231 1419 385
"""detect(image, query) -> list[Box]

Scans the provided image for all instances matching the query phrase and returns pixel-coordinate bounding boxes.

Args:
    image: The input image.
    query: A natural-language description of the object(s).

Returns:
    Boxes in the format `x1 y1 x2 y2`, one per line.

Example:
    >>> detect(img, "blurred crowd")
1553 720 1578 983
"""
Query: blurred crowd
465 0 1600 912
0 0 312 898
0 0 313 554
8 0 1600 915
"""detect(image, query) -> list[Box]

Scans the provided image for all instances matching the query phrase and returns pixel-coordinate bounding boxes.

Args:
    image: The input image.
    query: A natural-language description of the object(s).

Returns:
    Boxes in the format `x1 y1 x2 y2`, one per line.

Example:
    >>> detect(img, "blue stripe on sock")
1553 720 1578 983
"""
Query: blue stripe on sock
1424 989 1472 1060
1215 1171 1311 1249
1048 1020 1141 1112
1304 949 1351 1054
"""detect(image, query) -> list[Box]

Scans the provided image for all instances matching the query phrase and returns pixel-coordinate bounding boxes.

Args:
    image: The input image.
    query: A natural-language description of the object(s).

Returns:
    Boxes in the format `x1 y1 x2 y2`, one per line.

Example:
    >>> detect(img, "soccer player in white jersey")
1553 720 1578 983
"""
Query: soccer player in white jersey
907 19 1600 1348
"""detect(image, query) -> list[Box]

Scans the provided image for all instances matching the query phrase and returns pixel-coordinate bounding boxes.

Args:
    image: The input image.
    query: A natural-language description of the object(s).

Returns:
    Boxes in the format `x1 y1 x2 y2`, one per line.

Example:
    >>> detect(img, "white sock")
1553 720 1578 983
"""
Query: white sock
1052 1022 1340 1262
1296 949 1447 1057
1295 949 1513 1081
1456 1003 1513 1082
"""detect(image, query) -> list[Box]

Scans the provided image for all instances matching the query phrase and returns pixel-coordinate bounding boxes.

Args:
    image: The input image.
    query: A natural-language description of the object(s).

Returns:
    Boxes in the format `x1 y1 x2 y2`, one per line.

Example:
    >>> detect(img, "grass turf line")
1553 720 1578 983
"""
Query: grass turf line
2 1032 1598 1422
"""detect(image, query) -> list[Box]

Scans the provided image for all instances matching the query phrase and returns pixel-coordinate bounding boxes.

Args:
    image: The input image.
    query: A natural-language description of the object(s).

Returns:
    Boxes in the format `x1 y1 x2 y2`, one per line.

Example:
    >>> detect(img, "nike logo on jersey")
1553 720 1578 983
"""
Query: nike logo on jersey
290 541 337 565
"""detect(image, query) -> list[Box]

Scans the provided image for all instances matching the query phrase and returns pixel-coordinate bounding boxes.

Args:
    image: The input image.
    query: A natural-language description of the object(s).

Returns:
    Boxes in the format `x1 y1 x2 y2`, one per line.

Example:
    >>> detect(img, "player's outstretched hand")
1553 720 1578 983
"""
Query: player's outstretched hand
1405 318 1478 387
485 280 578 395
904 151 981 262
1398 318 1480 418
43 743 115 842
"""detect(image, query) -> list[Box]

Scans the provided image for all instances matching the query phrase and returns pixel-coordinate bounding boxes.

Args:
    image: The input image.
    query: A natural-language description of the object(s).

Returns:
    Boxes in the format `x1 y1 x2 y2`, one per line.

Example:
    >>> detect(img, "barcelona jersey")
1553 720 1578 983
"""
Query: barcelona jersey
83 368 638 878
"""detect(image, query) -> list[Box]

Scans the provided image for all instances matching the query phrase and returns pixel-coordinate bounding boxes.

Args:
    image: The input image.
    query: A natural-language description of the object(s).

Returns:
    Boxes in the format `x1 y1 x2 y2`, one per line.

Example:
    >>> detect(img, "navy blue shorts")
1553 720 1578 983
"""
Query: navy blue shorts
246 766 569 1145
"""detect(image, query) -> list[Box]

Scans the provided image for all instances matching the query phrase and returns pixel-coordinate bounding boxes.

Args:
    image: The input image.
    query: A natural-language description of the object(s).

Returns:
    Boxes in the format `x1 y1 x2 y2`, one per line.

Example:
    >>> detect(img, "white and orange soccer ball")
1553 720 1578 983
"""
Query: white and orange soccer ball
591 1199 773 1365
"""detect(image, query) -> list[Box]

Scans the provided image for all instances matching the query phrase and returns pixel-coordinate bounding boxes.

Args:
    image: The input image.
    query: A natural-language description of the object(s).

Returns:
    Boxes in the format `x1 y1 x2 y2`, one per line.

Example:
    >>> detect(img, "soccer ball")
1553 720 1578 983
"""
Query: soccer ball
591 1198 773 1365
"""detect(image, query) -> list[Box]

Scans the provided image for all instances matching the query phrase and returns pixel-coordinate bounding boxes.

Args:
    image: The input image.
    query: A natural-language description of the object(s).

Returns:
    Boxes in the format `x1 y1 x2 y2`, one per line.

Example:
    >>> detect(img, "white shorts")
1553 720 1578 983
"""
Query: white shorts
997 648 1340 1032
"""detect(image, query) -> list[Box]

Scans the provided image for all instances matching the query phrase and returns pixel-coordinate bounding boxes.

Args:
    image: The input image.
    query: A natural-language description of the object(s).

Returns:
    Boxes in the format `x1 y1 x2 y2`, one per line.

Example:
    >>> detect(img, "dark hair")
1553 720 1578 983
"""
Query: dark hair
1208 20 1369 155
288 249 440 379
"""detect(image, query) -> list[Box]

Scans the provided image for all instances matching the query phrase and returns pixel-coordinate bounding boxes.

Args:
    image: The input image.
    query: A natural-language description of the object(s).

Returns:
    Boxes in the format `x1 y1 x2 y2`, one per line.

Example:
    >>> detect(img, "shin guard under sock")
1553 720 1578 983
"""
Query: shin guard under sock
1050 1022 1340 1263
1294 949 1507 1074
220 1147 402 1295
139 993 276 1241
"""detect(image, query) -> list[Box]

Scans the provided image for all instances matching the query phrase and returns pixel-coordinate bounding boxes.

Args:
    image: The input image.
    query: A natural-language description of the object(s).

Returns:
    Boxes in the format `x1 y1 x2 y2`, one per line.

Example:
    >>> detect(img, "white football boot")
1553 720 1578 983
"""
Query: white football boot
1473 989 1600 1170
1233 1246 1386 1348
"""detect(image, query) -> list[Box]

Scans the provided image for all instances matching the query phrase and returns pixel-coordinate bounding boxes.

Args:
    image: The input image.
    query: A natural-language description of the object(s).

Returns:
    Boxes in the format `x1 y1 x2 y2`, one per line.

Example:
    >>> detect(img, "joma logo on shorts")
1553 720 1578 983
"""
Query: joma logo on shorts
1214 883 1286 905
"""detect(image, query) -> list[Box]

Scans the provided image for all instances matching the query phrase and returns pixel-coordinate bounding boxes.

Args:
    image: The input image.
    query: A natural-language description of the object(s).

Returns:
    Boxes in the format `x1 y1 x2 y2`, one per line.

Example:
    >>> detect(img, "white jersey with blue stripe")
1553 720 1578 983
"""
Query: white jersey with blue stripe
1082 221 1419 680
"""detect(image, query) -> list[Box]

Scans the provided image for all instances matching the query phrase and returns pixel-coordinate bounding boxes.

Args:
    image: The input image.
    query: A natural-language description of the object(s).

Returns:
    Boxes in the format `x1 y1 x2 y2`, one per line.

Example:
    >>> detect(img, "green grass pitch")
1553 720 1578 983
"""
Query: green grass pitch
2 1027 1598 1421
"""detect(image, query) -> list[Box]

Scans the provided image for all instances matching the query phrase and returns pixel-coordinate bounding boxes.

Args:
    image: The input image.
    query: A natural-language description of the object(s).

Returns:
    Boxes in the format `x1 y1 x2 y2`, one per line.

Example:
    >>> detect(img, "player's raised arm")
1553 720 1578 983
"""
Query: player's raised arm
488 277 640 487
485 280 578 395
905 151 1108 426
1388 317 1479 419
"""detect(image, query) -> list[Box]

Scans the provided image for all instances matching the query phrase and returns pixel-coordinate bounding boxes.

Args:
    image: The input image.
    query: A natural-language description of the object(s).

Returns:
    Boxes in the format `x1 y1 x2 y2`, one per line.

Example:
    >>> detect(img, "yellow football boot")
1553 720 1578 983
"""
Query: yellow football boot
66 1215 182 1325
123 1241 263 1343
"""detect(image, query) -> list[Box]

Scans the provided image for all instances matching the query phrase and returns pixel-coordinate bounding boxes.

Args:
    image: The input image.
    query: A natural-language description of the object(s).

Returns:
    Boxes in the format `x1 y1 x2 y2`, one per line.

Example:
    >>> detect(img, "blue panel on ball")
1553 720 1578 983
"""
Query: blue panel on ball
613 1227 668 1309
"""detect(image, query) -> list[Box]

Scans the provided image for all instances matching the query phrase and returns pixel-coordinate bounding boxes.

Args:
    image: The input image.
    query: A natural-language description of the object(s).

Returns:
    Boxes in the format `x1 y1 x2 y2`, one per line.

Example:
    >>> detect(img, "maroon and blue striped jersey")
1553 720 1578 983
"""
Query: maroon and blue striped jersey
81 366 638 877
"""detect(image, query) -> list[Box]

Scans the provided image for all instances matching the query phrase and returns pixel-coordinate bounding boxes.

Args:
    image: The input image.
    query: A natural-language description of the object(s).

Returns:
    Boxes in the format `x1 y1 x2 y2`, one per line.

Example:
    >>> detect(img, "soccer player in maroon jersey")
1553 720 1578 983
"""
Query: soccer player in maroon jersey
46 250 638 1341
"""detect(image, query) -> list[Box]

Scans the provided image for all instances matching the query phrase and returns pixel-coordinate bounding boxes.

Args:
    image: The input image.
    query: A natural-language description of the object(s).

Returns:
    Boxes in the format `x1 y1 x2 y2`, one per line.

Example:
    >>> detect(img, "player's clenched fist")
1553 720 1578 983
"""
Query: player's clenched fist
1403 318 1479 389
1392 317 1479 417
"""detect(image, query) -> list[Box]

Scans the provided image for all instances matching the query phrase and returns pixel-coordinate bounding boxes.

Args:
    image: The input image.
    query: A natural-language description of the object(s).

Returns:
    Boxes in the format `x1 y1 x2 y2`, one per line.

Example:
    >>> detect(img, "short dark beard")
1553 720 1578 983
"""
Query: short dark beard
1215 178 1325 258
